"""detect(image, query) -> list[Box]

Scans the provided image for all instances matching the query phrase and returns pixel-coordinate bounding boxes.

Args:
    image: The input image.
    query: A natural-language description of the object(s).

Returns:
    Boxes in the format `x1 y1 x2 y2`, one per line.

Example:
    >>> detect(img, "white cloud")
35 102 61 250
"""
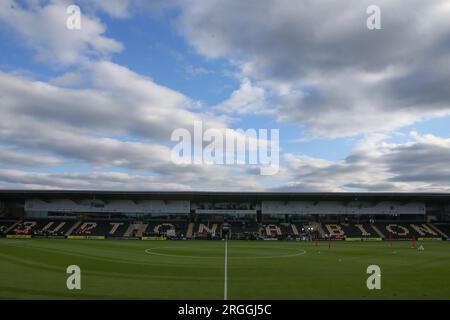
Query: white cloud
0 168 268 191
213 78 267 115
0 63 273 190
0 170 188 190
0 61 228 141
276 133 450 192
2 0 450 192
48 71 84 87
0 0 123 66
174 0 450 138
0 147 62 168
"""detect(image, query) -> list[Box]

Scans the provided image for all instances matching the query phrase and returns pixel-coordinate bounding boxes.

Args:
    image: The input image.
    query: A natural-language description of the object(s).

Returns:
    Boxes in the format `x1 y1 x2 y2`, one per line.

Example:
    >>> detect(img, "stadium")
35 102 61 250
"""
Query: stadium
1 190 450 300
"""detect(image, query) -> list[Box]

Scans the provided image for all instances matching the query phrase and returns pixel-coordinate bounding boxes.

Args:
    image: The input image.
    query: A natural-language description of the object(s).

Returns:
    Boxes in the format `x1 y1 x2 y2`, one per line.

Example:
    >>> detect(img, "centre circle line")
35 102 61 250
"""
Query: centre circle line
144 246 307 260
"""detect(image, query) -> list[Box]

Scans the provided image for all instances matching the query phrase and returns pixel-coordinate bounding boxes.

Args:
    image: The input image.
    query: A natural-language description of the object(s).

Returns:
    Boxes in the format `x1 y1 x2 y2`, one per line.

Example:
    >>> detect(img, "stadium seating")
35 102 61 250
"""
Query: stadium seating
192 221 222 239
318 222 443 240
0 219 18 236
71 220 133 237
229 220 259 240
0 218 448 240
373 223 441 239
144 220 188 238
260 223 298 239
319 223 384 239
430 224 450 238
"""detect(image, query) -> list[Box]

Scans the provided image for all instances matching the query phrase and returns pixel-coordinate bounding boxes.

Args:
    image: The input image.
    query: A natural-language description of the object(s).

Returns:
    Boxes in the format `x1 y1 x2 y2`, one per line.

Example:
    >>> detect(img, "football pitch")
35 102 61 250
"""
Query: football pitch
0 239 449 300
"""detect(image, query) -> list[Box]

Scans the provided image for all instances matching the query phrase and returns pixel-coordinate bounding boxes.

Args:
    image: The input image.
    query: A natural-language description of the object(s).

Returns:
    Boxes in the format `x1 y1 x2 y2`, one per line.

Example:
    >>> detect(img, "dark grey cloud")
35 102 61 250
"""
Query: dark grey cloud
274 133 450 192
382 139 450 184
0 148 62 168
175 0 450 137
0 168 266 191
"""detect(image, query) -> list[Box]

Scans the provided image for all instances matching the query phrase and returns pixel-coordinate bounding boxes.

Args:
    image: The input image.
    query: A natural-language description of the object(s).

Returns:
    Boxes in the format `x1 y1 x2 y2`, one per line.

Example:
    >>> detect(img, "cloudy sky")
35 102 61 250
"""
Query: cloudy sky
1 0 450 192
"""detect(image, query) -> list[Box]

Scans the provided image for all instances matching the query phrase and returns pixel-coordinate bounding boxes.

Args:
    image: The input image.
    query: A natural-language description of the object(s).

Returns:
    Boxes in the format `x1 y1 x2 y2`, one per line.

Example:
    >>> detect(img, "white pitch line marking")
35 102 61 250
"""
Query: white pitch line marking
144 246 307 259
224 239 228 301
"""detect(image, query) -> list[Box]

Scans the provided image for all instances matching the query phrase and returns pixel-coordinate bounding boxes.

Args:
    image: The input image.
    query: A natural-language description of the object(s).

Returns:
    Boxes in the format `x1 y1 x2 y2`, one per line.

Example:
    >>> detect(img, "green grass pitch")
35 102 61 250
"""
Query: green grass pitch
1 239 449 299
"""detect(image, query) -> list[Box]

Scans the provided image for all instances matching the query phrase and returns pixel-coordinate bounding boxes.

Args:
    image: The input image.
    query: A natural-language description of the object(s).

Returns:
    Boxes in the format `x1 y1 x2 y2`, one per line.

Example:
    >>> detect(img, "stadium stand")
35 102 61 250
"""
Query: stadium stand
229 220 259 240
31 219 74 237
1 218 449 240
144 220 187 239
71 220 135 237
430 224 450 238
373 223 442 240
192 221 222 240
0 220 18 237
1 191 450 240
333 223 379 238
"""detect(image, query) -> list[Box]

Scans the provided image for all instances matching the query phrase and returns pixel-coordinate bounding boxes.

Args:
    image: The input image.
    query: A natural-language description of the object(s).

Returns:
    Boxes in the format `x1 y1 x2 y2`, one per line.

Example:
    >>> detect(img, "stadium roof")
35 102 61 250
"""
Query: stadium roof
1 190 450 203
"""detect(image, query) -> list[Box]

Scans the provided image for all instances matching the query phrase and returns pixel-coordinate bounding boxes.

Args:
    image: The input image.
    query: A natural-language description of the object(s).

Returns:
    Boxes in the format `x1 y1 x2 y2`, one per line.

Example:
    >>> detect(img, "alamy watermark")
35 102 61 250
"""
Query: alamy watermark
366 5 381 30
170 121 279 175
66 5 81 30
66 265 81 290
366 265 381 290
